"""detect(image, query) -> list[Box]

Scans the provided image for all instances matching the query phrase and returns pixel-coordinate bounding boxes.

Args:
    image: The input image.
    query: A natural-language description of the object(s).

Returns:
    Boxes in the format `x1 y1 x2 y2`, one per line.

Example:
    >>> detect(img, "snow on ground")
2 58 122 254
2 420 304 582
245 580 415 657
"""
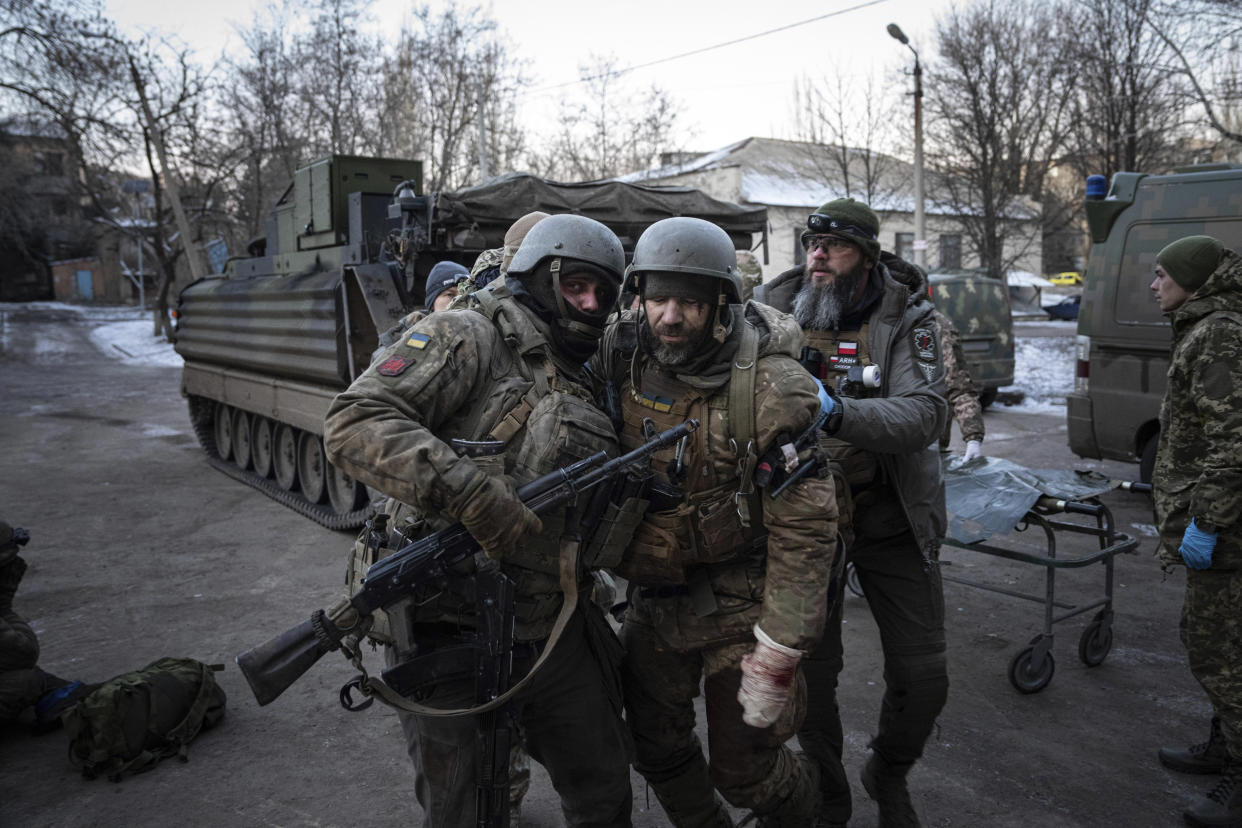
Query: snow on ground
2 302 182 368
997 331 1075 412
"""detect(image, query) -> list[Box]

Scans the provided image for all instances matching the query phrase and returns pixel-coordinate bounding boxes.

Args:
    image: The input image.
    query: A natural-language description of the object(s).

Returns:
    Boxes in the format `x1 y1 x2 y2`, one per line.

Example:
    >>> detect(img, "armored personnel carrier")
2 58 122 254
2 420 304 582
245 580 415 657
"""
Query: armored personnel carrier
174 154 768 528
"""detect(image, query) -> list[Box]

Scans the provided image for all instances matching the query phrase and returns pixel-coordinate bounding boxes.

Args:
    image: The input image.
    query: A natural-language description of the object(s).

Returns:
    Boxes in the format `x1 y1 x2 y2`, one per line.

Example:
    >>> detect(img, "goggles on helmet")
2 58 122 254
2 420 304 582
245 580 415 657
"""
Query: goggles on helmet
806 213 877 240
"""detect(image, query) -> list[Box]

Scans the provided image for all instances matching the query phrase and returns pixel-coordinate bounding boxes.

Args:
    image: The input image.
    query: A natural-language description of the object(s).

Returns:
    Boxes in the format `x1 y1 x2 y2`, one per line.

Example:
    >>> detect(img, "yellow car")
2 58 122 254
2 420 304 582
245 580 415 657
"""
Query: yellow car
1049 271 1082 286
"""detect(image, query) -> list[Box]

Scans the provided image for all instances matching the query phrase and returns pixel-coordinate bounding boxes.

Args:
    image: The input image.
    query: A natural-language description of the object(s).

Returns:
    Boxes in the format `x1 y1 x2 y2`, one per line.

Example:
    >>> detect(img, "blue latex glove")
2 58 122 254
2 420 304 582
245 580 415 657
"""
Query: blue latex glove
812 377 838 417
1179 519 1218 570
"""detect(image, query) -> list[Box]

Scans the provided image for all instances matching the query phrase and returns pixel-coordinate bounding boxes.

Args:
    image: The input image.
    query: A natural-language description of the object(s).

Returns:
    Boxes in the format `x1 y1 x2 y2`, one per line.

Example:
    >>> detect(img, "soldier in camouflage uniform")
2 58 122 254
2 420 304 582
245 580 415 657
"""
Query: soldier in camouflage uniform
754 199 949 828
1149 235 1242 828
931 308 984 460
324 214 634 828
455 211 552 306
594 217 838 827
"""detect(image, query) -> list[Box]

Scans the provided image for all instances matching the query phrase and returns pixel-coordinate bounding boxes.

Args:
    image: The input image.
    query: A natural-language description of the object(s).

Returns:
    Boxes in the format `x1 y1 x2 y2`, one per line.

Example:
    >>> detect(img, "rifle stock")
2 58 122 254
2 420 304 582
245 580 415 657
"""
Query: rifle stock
236 418 698 706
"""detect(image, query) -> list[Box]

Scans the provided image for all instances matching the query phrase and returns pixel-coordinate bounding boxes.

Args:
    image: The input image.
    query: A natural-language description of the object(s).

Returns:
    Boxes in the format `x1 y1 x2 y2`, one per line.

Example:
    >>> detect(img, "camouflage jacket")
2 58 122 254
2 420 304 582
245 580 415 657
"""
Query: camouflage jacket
932 307 985 443
756 258 949 557
594 303 837 652
1154 248 1242 569
324 285 613 637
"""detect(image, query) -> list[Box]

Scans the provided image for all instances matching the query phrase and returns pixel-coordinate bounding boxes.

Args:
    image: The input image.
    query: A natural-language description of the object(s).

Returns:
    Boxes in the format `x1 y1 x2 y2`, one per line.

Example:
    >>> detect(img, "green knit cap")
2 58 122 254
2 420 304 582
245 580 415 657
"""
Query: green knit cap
1157 235 1224 293
803 198 881 261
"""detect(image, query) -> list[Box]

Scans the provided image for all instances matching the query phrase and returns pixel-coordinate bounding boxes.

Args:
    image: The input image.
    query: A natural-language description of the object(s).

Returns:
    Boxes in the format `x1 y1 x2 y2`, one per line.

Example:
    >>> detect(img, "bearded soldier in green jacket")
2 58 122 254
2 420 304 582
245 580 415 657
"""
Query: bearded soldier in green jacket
594 217 837 827
1149 235 1242 828
755 198 949 828
324 214 634 828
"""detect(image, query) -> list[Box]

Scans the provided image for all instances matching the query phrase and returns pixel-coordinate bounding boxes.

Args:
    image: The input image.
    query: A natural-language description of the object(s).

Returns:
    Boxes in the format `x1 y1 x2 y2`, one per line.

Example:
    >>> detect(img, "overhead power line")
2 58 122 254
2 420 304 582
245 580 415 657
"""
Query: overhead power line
526 0 891 95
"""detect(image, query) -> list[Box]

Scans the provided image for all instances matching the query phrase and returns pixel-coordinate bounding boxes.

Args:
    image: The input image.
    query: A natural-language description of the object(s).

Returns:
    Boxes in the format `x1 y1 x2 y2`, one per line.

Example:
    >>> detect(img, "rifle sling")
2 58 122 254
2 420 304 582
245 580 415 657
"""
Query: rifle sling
358 534 582 718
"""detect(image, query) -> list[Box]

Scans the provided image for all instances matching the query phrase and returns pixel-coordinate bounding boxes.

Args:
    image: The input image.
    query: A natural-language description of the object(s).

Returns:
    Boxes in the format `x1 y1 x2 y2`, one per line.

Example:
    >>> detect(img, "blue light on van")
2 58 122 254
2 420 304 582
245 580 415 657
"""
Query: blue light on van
1085 175 1108 200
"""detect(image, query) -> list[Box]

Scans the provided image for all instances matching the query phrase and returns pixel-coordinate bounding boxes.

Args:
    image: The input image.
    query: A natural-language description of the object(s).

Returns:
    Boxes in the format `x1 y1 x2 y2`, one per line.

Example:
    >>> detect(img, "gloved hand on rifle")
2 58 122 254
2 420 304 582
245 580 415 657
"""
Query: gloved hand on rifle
456 473 542 560
738 625 803 728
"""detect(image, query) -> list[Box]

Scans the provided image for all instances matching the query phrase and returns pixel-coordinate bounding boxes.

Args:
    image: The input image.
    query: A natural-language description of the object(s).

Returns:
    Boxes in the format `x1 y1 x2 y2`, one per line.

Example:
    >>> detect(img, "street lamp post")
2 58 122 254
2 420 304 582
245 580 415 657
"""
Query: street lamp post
887 23 926 270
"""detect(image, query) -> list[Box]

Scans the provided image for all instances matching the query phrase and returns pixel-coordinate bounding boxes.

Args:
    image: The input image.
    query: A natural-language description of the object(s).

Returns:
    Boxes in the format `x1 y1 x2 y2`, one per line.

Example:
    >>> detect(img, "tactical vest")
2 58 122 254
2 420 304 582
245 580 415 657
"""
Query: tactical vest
613 325 764 586
804 322 879 491
349 285 642 642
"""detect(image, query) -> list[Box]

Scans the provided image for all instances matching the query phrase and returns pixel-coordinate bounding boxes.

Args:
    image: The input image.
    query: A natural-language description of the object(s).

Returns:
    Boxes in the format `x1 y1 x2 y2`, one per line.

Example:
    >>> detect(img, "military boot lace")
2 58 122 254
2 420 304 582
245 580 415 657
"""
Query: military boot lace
1161 719 1230 775
1184 763 1242 828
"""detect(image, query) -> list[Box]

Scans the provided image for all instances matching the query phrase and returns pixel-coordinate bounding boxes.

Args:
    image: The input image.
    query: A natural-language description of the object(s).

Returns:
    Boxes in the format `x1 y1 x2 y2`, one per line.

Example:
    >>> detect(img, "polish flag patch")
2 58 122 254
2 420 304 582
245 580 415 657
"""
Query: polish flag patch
838 341 858 356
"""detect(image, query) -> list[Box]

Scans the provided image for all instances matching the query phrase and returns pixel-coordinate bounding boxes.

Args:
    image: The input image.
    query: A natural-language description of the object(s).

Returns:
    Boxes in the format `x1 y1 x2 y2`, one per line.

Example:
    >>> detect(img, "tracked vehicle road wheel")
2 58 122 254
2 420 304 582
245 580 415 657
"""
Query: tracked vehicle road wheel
213 402 233 461
274 424 299 491
298 432 329 504
232 409 253 470
327 462 365 515
251 417 274 479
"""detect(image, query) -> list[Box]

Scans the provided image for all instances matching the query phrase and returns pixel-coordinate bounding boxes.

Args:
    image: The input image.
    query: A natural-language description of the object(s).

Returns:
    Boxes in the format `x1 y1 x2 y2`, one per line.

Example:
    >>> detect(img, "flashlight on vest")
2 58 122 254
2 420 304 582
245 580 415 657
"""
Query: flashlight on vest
835 365 882 398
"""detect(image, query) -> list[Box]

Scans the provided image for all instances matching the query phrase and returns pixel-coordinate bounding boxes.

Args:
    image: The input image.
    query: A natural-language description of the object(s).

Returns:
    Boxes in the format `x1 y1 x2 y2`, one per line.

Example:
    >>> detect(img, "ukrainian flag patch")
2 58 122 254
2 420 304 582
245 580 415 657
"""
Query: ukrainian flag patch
638 392 674 413
406 332 431 349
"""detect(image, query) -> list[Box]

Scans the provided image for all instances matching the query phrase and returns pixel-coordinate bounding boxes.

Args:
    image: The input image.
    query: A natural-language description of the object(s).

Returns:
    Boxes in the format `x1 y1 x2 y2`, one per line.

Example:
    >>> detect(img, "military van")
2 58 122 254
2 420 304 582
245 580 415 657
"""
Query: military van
1066 163 1242 481
928 270 1015 406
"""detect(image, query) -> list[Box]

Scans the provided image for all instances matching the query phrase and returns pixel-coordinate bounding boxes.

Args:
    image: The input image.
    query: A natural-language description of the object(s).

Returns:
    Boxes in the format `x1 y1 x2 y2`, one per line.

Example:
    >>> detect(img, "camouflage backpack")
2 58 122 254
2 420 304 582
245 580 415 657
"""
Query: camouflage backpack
64 657 226 782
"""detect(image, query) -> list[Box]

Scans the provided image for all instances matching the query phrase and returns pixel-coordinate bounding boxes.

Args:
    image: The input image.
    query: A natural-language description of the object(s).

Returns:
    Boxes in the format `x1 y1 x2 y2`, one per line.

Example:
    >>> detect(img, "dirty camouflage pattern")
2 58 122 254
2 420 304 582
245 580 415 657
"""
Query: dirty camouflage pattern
1153 249 1242 571
0 555 45 720
932 307 985 444
1181 568 1242 759
596 301 835 825
927 272 1014 387
324 287 610 641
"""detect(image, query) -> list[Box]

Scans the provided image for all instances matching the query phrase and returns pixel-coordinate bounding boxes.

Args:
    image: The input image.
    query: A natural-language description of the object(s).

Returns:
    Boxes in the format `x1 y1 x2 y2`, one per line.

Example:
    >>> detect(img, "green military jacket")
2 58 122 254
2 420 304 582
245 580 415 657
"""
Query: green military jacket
932 307 985 444
1154 249 1242 570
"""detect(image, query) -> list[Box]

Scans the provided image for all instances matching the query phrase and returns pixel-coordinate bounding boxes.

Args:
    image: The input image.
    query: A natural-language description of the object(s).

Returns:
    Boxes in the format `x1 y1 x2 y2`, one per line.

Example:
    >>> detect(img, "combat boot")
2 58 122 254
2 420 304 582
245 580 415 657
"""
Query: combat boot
861 752 920 828
754 752 822 828
1184 761 1242 827
1163 719 1231 775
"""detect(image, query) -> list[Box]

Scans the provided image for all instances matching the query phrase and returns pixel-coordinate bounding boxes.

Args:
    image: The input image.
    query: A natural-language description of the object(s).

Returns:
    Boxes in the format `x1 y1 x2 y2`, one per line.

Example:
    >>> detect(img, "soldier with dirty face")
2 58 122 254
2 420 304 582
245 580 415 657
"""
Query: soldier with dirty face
593 217 837 827
324 214 634 828
1149 235 1242 828
754 198 949 828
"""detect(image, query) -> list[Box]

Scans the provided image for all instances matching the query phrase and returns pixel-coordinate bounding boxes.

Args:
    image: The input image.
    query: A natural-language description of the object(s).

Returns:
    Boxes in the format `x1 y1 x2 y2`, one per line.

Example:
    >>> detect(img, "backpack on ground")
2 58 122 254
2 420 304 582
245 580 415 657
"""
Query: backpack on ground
63 656 226 781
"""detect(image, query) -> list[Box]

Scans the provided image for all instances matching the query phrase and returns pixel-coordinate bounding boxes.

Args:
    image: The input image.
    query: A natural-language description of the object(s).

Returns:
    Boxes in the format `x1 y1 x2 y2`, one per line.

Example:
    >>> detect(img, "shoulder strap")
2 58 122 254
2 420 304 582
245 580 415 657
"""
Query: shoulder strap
728 322 761 527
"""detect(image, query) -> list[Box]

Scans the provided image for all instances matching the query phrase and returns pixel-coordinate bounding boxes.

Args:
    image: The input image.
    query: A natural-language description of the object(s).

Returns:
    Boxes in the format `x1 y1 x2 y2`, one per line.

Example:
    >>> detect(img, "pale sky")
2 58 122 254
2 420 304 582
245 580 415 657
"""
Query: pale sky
105 0 954 154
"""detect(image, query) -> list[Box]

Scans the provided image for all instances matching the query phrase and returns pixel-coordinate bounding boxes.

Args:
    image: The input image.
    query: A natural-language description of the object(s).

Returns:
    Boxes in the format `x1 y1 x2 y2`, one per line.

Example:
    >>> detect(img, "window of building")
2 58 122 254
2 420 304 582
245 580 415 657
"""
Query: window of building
895 232 914 261
35 151 64 177
939 234 962 270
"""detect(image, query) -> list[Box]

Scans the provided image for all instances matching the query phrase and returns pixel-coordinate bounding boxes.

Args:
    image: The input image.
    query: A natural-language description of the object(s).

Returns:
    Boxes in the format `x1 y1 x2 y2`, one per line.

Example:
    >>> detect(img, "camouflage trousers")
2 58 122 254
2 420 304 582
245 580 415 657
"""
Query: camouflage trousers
799 531 948 825
386 608 633 828
621 610 815 827
1182 568 1242 759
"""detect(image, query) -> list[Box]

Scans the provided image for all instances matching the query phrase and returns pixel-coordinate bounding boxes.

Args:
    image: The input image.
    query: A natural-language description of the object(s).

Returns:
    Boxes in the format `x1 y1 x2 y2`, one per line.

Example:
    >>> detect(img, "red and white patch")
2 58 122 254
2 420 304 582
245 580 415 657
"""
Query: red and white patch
837 341 858 356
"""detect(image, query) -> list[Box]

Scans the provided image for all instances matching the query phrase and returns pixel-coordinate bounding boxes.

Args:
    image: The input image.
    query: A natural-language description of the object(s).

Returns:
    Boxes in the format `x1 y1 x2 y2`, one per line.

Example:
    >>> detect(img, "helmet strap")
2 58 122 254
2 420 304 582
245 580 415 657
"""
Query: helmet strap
713 292 728 343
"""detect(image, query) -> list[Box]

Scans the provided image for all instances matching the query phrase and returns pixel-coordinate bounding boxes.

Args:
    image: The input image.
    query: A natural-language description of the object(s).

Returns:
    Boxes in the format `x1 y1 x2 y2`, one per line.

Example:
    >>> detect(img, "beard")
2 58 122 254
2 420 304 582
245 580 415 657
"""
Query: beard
792 262 868 330
640 315 713 368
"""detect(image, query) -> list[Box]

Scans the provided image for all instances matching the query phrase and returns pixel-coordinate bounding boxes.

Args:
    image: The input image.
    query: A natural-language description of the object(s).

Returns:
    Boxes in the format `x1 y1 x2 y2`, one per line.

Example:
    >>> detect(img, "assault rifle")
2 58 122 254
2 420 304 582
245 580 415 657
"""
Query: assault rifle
235 418 698 708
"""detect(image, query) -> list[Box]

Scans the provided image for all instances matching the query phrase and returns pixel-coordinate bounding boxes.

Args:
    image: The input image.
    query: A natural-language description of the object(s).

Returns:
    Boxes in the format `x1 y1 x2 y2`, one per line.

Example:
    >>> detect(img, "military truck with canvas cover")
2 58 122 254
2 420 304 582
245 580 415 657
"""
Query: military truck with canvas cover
927 270 1015 406
174 154 768 528
1066 163 1242 482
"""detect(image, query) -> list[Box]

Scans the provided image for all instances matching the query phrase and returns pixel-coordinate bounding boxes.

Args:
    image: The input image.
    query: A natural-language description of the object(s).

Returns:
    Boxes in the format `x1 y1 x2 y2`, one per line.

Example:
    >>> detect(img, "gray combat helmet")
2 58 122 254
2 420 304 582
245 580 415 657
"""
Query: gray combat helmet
506 213 625 286
626 217 743 303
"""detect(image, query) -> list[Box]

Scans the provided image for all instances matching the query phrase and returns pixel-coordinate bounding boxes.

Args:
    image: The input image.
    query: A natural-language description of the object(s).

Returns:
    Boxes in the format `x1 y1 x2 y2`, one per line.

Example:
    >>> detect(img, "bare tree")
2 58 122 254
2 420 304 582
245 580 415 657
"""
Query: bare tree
378 2 527 191
788 68 904 206
1148 0 1242 147
926 0 1079 278
292 0 382 157
534 54 685 181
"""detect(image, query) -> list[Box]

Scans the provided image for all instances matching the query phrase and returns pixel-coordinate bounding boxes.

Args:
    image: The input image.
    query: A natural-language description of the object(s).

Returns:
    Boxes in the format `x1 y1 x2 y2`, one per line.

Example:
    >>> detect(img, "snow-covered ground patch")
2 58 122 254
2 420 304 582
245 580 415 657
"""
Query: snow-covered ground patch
2 302 181 368
997 331 1075 412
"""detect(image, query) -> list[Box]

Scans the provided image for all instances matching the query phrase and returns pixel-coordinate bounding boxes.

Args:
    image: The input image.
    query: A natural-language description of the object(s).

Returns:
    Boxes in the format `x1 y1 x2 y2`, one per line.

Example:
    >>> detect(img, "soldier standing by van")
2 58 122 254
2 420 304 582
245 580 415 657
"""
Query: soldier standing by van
1149 235 1242 828
754 198 949 828
596 217 837 826
324 214 634 828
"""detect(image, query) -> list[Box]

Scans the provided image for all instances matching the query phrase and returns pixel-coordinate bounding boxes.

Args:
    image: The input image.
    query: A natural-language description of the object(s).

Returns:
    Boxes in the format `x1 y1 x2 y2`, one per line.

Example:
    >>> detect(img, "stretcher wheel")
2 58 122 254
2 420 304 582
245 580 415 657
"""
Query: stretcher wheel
1078 621 1113 667
846 562 864 598
1009 646 1055 694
